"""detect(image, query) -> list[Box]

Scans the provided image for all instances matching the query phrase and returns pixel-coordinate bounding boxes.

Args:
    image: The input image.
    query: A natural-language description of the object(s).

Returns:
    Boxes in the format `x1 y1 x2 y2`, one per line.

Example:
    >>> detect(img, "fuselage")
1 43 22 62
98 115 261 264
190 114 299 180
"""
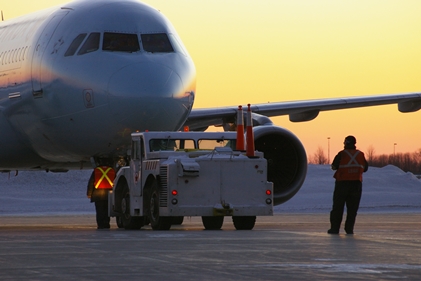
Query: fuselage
0 0 196 170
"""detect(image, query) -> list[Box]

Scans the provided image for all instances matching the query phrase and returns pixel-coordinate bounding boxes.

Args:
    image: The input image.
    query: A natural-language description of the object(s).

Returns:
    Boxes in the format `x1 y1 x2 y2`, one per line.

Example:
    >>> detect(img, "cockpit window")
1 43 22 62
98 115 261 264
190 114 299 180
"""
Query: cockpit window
64 33 87 57
149 139 195 151
141 33 174 53
168 34 187 56
103 32 140 52
150 139 178 152
198 139 236 150
78 32 100 55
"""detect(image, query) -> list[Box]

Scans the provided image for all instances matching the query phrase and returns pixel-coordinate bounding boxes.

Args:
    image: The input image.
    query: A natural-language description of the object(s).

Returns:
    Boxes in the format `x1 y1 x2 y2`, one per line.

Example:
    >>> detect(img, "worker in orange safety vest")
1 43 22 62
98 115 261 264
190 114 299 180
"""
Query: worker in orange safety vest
87 165 115 229
328 135 368 235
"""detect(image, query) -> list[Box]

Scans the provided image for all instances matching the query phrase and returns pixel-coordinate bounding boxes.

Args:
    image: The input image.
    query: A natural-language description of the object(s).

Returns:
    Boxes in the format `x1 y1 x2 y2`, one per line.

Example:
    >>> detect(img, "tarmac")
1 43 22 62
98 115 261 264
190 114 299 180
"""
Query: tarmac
0 213 420 280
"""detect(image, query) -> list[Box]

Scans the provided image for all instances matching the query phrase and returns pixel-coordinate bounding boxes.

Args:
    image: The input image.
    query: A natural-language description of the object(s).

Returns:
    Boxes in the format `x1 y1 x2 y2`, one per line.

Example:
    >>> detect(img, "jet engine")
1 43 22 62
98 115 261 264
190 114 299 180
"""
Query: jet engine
253 125 307 205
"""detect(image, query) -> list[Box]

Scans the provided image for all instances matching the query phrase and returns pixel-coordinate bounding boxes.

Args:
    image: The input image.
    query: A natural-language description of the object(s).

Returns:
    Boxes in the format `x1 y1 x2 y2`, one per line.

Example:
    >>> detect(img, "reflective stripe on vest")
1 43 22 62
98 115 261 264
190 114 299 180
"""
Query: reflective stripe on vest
339 150 365 170
335 150 365 181
94 166 115 189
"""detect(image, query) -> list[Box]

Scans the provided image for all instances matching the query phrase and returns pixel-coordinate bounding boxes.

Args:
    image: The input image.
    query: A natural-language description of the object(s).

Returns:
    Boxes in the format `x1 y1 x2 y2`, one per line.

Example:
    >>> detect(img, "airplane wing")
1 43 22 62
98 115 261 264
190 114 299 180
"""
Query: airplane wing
185 93 421 130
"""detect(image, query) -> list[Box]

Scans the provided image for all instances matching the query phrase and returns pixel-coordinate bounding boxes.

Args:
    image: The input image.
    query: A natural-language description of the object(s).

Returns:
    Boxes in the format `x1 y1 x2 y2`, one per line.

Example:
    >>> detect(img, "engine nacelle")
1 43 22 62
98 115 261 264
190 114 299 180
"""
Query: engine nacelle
253 125 307 205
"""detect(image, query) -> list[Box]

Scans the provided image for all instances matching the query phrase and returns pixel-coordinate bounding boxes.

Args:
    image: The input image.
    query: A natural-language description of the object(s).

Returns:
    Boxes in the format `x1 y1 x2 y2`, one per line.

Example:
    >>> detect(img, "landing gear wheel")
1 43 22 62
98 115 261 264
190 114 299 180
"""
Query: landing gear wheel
232 216 256 230
121 189 144 230
171 216 184 225
148 181 172 230
202 216 224 230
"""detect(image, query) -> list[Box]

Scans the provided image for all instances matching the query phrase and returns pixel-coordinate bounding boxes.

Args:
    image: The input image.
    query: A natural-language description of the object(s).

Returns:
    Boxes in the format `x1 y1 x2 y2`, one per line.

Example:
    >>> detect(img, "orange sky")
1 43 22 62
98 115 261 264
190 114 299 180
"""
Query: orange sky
4 0 421 158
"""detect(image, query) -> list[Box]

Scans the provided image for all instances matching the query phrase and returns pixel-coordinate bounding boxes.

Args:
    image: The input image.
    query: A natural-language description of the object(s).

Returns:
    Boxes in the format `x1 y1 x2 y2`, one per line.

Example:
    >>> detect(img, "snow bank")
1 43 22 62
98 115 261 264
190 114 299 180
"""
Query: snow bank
275 165 421 213
1 165 420 215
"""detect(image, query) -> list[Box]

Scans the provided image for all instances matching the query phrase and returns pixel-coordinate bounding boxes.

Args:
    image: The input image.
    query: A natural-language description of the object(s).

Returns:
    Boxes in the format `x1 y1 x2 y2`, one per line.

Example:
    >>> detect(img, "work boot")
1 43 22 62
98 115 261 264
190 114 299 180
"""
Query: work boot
327 229 339 234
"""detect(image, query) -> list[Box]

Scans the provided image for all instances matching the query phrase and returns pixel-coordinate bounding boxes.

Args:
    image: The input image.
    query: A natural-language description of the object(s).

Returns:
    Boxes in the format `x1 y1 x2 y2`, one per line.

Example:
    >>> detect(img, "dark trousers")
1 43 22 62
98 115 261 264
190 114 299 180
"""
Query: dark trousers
330 181 362 232
95 200 110 228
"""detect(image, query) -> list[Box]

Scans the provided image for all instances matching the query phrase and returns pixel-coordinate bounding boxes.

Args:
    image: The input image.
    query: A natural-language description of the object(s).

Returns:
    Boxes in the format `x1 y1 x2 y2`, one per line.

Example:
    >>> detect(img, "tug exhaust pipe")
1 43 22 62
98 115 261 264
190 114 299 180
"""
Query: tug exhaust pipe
246 104 255 157
236 105 245 151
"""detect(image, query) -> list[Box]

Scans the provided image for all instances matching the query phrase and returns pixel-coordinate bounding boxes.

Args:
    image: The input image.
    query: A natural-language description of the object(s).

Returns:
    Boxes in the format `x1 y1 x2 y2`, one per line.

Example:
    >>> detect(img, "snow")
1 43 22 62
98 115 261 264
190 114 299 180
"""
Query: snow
0 165 420 216
275 164 421 214
0 170 92 216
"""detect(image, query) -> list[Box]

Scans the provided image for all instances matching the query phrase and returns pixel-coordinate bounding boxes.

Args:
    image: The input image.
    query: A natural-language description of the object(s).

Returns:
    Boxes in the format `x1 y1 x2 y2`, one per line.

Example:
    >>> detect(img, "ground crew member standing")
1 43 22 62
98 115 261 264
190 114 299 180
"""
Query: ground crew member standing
87 166 115 229
328 135 368 235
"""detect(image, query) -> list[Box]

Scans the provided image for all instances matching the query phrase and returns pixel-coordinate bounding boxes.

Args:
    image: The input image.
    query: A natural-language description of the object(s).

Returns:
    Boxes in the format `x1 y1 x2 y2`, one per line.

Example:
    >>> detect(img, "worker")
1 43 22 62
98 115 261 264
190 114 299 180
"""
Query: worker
87 166 115 229
328 135 368 235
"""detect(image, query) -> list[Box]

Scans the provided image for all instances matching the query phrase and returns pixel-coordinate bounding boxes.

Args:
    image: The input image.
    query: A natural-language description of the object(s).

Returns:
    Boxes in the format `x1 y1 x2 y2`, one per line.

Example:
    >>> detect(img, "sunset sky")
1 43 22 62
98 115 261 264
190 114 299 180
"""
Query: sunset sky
4 0 421 158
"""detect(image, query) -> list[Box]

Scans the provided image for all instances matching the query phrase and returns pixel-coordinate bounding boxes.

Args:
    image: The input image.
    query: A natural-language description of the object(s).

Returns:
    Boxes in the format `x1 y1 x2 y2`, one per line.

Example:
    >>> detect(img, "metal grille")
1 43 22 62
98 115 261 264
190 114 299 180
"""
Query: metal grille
159 166 168 207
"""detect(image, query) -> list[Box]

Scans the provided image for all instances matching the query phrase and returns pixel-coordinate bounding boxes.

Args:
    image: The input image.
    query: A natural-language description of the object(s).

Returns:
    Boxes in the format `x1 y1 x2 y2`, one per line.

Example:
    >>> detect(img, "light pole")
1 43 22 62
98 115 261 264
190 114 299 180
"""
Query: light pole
327 137 330 164
394 143 397 155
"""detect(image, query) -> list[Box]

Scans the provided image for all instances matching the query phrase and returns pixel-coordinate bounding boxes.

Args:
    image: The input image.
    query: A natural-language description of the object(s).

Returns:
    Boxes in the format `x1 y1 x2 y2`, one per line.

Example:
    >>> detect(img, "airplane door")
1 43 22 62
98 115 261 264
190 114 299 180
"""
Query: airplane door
31 10 68 97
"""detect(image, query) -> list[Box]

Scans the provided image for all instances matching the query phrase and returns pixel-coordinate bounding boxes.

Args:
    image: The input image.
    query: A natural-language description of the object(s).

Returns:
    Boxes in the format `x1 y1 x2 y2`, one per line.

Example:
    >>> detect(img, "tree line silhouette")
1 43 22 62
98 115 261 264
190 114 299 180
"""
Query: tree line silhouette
309 145 421 174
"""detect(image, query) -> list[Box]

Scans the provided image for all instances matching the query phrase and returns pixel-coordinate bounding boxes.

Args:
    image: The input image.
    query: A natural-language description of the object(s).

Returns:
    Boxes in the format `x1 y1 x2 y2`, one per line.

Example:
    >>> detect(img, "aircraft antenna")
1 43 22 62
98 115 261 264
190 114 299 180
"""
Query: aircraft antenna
1 11 3 21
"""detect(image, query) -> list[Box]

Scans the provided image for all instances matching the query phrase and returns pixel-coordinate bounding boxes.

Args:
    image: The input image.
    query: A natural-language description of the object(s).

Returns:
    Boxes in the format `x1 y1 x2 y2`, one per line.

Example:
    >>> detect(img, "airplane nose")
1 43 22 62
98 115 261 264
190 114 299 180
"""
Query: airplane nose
108 62 183 98
107 62 193 131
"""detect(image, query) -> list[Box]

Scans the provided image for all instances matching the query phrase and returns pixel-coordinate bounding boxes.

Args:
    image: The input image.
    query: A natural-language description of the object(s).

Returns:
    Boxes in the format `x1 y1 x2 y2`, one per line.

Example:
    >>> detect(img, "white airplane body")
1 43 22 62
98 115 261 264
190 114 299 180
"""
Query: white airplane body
1 0 195 168
1 0 421 205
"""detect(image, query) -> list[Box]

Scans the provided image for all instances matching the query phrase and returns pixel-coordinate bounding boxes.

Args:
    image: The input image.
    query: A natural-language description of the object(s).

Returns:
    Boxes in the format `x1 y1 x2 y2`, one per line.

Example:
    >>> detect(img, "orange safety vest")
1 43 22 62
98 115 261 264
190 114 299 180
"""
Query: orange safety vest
334 150 366 181
94 166 115 189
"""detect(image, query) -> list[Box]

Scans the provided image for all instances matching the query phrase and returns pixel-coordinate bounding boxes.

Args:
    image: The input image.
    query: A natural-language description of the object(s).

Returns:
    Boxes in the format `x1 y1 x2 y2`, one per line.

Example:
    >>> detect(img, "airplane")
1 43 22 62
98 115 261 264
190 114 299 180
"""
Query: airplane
1 0 421 207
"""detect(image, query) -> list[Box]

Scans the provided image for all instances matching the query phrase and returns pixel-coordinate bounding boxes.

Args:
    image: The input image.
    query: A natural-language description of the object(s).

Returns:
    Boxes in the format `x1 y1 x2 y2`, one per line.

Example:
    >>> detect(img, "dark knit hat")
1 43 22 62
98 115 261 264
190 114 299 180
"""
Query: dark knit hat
344 135 356 145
